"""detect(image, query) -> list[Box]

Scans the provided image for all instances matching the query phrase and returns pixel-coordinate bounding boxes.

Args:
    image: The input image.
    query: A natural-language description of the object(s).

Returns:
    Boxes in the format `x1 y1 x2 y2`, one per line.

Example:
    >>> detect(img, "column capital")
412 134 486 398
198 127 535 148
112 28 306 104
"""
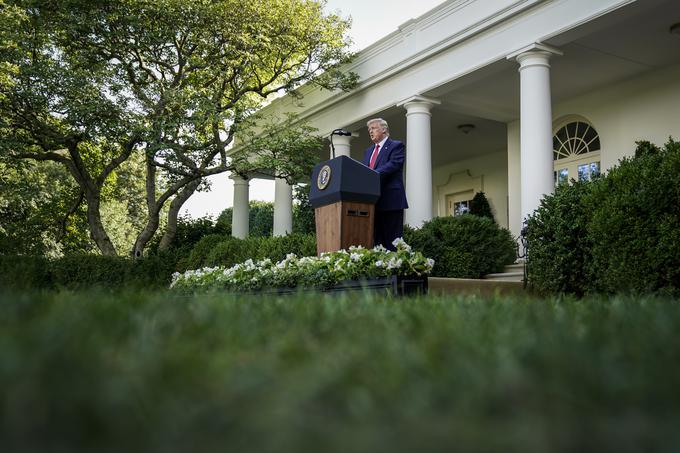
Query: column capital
331 134 356 144
507 42 563 67
397 95 440 112
229 174 250 184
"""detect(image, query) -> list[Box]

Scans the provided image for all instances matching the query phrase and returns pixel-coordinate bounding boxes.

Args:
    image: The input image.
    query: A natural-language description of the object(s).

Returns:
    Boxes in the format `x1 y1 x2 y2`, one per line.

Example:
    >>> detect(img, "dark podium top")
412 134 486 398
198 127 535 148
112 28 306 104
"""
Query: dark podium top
309 156 380 208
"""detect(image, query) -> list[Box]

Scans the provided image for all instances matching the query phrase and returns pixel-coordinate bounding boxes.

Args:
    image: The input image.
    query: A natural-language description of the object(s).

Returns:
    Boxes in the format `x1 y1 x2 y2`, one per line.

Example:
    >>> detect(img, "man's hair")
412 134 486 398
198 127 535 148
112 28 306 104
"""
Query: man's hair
366 118 389 134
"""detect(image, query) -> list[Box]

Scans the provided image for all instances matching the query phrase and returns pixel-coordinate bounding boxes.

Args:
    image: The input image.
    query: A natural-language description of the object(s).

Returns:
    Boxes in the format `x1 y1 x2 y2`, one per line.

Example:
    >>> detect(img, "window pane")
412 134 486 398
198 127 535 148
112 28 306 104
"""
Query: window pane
590 137 601 151
454 200 470 216
566 122 577 138
578 163 589 181
590 161 600 178
556 127 568 144
556 168 568 186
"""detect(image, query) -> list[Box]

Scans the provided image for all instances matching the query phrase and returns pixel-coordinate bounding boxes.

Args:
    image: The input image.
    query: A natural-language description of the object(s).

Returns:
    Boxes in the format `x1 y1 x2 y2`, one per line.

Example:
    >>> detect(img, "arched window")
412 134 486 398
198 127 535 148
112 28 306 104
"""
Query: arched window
553 119 601 186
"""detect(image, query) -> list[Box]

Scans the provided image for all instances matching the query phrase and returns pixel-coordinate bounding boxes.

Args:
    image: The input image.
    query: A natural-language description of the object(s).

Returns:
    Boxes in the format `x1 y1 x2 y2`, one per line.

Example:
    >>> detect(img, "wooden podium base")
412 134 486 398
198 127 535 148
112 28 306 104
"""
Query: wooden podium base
315 201 375 255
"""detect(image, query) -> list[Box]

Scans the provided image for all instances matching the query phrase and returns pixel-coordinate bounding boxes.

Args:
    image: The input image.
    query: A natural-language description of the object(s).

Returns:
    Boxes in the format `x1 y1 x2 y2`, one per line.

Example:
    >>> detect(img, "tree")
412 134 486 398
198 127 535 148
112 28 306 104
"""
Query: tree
293 184 315 234
1 0 356 256
469 191 495 223
216 201 274 238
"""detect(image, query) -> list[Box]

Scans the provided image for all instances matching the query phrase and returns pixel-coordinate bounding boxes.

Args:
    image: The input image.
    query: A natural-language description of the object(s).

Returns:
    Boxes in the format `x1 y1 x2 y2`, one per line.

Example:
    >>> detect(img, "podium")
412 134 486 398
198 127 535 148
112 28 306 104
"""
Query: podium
309 156 380 255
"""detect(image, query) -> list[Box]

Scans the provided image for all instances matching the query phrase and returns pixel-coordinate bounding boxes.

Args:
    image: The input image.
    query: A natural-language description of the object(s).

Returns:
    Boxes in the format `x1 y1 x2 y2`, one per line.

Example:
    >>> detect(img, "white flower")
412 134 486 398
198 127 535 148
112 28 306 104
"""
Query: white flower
392 237 411 252
373 244 387 252
350 253 361 262
386 257 403 270
375 260 385 268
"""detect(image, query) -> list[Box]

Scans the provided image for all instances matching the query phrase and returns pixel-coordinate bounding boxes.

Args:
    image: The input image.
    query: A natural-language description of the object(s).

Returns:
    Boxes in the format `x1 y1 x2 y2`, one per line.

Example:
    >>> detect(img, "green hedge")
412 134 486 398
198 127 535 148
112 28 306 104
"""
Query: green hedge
526 138 680 295
523 180 593 295
0 234 317 291
0 251 182 291
2 215 520 289
405 214 517 278
189 233 317 269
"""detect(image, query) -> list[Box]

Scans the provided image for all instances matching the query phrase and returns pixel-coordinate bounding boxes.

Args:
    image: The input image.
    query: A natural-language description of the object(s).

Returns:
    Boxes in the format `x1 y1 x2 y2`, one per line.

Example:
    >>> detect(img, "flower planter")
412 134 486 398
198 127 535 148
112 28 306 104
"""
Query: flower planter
258 275 427 296
325 275 428 296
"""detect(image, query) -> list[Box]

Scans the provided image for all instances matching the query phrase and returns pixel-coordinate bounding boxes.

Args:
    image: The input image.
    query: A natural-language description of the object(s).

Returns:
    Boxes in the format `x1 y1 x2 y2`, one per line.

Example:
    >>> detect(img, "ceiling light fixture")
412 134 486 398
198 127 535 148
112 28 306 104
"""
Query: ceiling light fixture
457 124 475 134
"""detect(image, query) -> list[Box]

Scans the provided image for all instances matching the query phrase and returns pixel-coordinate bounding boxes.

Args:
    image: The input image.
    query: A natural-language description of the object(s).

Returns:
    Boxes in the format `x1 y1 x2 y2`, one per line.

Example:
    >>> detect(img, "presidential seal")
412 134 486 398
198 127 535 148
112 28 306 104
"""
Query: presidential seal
317 164 331 190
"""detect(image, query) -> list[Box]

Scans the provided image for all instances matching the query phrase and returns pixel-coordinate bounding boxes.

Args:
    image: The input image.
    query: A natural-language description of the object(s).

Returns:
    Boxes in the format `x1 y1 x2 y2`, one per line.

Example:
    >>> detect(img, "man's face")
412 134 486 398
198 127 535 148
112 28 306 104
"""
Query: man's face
367 122 386 144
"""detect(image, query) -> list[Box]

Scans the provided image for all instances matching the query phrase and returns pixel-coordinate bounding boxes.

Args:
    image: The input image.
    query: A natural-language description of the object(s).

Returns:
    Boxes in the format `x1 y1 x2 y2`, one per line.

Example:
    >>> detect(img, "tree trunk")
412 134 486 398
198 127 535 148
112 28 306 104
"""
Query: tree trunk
85 192 117 256
158 179 202 251
132 157 161 258
132 214 160 258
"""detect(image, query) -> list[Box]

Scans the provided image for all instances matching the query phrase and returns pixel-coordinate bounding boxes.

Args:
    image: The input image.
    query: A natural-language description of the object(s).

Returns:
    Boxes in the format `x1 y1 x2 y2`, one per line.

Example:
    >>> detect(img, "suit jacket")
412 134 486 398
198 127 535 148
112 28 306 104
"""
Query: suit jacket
363 137 409 211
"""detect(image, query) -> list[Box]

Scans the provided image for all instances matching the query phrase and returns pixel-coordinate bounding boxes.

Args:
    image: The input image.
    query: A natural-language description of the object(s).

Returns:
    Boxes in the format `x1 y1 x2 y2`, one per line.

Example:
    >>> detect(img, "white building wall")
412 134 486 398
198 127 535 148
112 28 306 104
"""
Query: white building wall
503 63 680 239
431 150 509 229
554 63 680 170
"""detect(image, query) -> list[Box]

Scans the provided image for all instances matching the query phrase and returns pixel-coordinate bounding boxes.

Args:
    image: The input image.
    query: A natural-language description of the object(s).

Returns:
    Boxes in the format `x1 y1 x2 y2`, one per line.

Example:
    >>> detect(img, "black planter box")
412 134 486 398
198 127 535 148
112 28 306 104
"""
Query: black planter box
322 275 428 296
238 275 428 297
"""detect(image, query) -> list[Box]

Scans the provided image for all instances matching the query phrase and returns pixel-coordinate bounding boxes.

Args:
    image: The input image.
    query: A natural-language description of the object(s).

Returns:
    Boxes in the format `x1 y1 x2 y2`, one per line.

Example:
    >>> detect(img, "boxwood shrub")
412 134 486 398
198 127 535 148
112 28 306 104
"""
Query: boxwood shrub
192 233 317 269
586 138 680 294
526 138 680 295
404 214 517 278
524 180 593 295
0 251 182 291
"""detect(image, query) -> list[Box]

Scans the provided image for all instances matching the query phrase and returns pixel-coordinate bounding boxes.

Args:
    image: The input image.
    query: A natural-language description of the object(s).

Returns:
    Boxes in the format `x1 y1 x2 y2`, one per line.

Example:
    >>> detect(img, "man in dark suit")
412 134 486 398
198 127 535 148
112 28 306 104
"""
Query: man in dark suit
362 118 408 251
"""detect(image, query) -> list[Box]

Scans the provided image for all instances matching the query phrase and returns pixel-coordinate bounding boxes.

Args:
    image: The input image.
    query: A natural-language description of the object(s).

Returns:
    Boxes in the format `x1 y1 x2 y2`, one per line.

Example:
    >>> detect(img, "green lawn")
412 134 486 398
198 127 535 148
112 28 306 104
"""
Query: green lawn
1 290 679 452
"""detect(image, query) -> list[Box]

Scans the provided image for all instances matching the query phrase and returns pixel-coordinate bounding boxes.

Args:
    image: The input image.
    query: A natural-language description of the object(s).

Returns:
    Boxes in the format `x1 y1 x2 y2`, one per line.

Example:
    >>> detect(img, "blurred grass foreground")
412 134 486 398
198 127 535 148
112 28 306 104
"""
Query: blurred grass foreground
1 291 680 452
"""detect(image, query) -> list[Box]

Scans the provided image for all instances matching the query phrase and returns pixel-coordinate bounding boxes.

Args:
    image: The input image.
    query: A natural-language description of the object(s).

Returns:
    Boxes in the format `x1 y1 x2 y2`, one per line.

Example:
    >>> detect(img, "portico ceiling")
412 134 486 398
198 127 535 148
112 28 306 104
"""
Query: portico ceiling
362 0 680 167
328 0 680 168
424 0 680 123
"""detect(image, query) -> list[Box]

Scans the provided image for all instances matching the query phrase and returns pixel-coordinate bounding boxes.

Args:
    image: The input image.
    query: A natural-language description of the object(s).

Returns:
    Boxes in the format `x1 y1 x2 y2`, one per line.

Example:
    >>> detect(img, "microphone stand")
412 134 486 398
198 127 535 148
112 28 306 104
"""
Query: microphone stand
329 133 336 159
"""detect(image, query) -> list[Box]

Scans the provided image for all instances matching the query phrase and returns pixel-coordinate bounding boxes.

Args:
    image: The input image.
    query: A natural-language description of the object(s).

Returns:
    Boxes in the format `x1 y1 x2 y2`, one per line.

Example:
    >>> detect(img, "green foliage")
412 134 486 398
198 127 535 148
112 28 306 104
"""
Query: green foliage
250 201 275 237
469 191 495 222
525 180 594 295
189 233 317 270
217 201 275 238
172 240 433 293
0 255 51 289
1 0 356 256
183 234 231 271
0 252 180 291
2 291 680 452
0 160 93 256
526 138 680 295
586 138 680 294
405 214 516 278
232 115 324 183
293 183 316 234
151 215 229 255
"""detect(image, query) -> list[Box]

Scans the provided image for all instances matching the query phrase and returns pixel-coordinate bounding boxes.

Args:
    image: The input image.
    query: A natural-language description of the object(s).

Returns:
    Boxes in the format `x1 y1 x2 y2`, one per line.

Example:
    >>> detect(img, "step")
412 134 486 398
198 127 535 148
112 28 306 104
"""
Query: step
483 271 524 281
429 277 524 296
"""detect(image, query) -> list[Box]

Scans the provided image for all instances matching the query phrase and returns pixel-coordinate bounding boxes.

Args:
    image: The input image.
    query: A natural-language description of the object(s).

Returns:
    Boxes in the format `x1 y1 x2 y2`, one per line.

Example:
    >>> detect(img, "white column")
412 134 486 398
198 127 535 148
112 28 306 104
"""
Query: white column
507 120 522 239
508 43 562 224
231 175 250 239
273 177 293 236
398 95 440 227
330 134 354 158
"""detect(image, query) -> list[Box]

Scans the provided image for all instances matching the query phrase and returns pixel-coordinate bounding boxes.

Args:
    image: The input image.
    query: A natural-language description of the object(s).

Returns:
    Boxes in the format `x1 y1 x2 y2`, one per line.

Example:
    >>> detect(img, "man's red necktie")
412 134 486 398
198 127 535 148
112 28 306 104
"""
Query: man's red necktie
369 144 380 169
